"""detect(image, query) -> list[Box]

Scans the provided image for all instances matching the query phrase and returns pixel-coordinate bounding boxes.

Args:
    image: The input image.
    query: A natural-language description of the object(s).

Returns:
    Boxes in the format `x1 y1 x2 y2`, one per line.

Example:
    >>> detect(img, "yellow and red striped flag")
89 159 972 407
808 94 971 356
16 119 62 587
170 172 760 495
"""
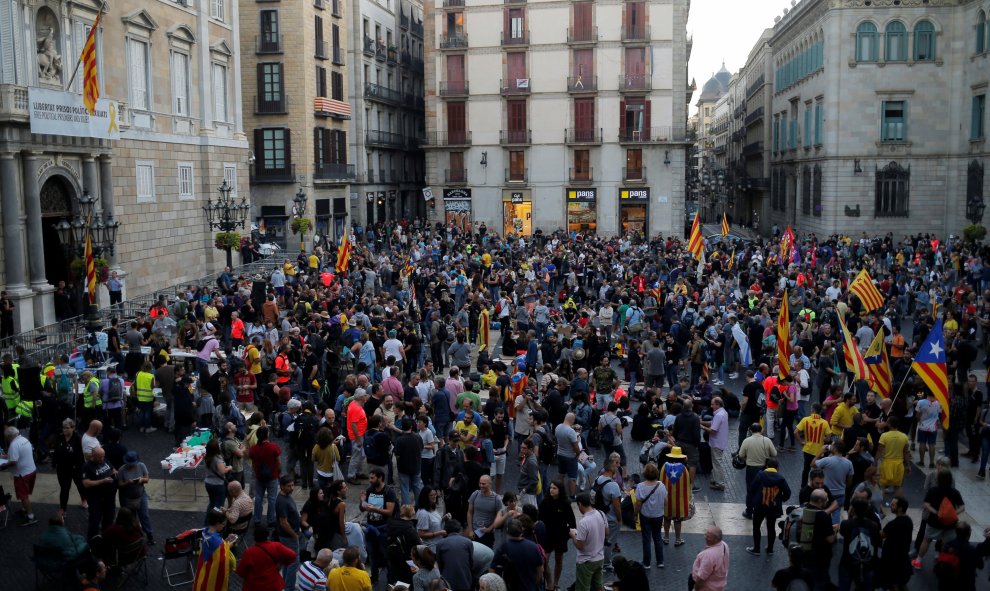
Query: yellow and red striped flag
848 268 885 313
726 247 735 271
82 10 104 115
721 213 730 237
864 330 891 398
912 320 949 430
837 308 871 383
335 228 352 274
777 290 791 378
687 211 704 261
84 220 97 304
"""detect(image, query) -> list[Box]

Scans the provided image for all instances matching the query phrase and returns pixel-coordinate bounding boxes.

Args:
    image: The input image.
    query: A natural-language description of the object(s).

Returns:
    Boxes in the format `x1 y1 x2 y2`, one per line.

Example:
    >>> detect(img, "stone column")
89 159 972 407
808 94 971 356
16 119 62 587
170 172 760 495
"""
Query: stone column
0 152 34 331
99 154 125 301
23 152 55 326
230 0 244 138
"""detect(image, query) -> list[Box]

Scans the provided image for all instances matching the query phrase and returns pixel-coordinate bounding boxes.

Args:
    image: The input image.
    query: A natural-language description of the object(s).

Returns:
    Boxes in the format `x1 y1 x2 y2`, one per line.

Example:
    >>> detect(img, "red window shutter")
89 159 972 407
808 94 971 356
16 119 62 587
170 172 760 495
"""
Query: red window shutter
619 99 626 134
573 48 592 78
574 2 591 35
508 52 526 80
575 98 594 131
644 100 651 140
503 8 510 37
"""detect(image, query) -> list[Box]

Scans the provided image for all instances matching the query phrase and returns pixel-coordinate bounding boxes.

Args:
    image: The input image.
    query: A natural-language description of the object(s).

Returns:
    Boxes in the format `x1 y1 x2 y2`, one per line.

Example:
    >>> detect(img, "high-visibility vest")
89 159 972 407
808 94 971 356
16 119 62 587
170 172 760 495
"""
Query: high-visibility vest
2 363 19 409
15 399 34 418
83 376 103 408
135 371 155 402
41 362 55 388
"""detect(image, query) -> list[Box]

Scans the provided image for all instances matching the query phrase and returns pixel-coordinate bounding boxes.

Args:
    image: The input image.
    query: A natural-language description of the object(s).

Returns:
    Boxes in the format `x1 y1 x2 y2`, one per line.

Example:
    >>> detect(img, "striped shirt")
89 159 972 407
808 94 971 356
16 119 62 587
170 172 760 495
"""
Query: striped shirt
295 561 328 591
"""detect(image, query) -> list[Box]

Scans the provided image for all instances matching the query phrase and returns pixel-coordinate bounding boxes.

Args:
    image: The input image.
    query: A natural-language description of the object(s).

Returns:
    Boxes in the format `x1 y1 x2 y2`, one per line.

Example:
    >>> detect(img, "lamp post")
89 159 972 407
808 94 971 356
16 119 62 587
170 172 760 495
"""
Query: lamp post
203 180 250 268
54 189 121 333
292 188 308 251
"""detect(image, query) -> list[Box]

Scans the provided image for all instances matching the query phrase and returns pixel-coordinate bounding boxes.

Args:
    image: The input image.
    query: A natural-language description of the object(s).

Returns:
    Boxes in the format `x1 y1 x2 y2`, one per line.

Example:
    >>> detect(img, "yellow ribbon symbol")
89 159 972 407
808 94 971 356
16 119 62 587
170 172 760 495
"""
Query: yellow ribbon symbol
107 102 119 136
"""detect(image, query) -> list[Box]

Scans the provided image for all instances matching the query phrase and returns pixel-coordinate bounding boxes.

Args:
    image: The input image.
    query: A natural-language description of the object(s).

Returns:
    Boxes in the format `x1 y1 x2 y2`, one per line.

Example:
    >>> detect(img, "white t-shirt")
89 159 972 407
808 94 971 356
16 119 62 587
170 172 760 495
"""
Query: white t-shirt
82 433 100 458
383 338 405 363
6 435 37 477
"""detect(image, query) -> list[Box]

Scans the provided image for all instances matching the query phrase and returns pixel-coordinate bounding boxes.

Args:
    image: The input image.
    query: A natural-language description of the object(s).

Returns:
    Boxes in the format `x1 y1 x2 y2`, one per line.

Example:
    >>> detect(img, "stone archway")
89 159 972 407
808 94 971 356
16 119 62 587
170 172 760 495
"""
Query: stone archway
39 175 75 288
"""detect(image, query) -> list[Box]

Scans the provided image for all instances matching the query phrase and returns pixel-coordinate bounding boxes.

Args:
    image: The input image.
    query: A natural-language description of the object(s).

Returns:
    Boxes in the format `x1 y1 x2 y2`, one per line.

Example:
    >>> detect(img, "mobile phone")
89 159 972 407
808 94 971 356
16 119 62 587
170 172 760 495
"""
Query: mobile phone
406 560 416 568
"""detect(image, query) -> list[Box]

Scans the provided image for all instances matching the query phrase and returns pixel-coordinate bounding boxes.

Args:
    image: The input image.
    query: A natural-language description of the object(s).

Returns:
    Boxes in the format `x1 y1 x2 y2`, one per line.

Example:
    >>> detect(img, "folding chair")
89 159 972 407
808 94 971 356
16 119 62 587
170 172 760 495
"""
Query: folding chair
110 536 149 588
160 531 200 587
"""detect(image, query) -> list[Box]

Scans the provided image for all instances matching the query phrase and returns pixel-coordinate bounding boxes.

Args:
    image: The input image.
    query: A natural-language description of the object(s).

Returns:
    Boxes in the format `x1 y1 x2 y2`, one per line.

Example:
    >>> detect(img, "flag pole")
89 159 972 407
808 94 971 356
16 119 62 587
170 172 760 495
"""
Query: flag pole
888 368 914 408
66 0 109 90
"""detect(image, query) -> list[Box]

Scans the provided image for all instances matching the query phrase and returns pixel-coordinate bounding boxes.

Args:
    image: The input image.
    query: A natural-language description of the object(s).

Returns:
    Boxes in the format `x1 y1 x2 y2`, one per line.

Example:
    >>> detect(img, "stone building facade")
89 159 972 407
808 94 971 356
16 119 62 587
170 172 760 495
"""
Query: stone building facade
423 0 692 238
0 0 250 331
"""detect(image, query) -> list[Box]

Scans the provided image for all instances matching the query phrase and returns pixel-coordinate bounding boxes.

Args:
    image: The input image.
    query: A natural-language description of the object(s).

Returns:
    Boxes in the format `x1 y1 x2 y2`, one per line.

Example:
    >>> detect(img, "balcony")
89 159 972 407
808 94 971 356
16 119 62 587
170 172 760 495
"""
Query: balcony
364 82 401 104
565 128 602 144
400 11 409 29
445 169 467 184
505 0 526 3
401 51 412 67
744 106 764 126
333 46 345 65
622 167 647 183
365 129 405 148
411 21 423 37
742 141 764 156
366 169 376 183
443 0 464 6
0 84 29 122
313 163 356 181
254 94 288 114
500 129 532 145
426 130 472 146
500 78 530 96
387 46 398 65
440 33 468 49
413 57 424 72
617 127 688 143
375 44 387 61
618 74 651 93
314 97 352 119
570 168 594 184
439 80 470 97
363 36 375 56
314 0 324 8
505 168 528 183
567 75 597 93
256 34 282 54
567 26 597 44
621 25 650 43
251 164 296 184
502 30 529 46
315 40 328 59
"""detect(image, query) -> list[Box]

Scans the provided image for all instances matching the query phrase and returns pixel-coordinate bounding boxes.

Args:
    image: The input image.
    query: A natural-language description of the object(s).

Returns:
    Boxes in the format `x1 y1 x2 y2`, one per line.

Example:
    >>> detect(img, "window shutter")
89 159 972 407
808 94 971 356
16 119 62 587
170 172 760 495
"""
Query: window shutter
619 99 626 132
253 129 264 166
337 131 347 164
283 129 292 171
130 40 148 109
643 99 651 131
256 63 265 101
314 128 322 164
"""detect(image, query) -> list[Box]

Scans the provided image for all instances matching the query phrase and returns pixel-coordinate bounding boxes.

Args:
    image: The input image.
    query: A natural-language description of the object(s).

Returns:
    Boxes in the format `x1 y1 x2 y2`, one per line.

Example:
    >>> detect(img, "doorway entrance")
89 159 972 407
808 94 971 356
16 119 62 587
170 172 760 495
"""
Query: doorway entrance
40 176 74 288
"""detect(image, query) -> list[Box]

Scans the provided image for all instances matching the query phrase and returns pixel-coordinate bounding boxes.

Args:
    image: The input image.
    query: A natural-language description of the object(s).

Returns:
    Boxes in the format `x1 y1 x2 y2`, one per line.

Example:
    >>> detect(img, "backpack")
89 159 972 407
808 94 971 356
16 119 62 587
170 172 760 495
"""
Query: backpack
444 322 456 343
56 369 73 400
536 426 557 465
436 322 449 343
845 524 876 572
798 506 822 552
364 430 391 465
756 390 768 414
591 476 613 512
106 378 123 403
769 385 783 405
599 416 617 448
291 413 319 452
937 496 959 527
934 545 962 584
587 407 602 448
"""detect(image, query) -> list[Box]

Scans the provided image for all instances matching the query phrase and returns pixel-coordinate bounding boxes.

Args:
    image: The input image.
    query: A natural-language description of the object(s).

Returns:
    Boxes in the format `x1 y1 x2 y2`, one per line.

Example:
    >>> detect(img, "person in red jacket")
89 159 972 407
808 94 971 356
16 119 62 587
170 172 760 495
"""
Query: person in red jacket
235 524 297 591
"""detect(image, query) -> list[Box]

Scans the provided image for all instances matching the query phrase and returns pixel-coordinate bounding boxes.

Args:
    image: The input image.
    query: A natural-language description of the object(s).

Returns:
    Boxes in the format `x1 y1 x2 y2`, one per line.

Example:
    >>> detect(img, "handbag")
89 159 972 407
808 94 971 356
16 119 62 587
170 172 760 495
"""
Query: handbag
731 453 747 470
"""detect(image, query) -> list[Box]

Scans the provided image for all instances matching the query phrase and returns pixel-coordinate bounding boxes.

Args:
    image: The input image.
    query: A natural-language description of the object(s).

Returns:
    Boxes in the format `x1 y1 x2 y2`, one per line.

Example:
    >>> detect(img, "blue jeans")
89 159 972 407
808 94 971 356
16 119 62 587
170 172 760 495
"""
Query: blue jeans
979 436 990 475
205 481 227 524
640 515 664 565
837 566 872 591
254 478 278 525
279 537 300 590
398 472 422 506
138 401 154 430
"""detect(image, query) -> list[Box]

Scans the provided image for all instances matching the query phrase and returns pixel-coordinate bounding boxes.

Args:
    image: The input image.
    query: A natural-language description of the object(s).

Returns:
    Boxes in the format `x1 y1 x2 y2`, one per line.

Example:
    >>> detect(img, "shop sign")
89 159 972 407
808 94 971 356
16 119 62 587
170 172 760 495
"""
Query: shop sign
510 192 525 204
444 199 471 212
443 188 472 200
422 187 434 200
620 188 651 201
567 188 597 201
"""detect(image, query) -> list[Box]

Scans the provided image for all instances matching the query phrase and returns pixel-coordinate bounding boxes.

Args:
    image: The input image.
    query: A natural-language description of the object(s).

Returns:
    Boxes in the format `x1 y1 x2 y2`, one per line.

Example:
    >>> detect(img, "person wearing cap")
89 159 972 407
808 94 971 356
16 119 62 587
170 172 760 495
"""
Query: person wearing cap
116 450 154 545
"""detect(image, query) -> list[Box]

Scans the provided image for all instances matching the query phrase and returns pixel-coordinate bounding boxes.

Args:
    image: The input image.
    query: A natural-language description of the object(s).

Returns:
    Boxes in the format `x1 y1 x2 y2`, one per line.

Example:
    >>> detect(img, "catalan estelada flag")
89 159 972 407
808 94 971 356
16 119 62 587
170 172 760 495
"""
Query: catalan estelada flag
780 226 795 264
864 330 891 398
912 319 949 430
687 211 704 261
402 252 415 277
335 228 351 274
721 213 730 237
848 269 885 313
193 534 236 591
82 10 103 115
777 291 791 377
837 309 870 383
726 247 736 271
84 219 97 304
649 281 662 306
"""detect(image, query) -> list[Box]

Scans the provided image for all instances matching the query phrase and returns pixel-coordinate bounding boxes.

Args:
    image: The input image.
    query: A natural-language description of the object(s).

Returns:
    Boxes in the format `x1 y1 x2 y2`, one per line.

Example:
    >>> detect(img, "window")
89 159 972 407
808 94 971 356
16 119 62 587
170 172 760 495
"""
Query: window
509 151 525 181
449 152 465 182
856 22 878 62
178 163 194 200
447 102 466 144
884 21 907 61
812 165 822 217
211 0 224 22
507 8 524 40
789 117 797 149
136 161 155 203
213 63 228 122
801 166 811 215
978 11 987 54
171 52 189 116
970 161 985 208
875 161 910 217
626 149 643 179
259 63 283 102
128 38 150 111
772 117 779 152
256 128 290 172
814 102 823 145
332 24 342 63
881 100 906 142
973 94 986 140
260 10 279 51
803 106 812 148
316 66 327 97
223 164 237 196
574 149 591 180
315 16 326 58
507 99 527 132
331 71 344 100
914 20 936 61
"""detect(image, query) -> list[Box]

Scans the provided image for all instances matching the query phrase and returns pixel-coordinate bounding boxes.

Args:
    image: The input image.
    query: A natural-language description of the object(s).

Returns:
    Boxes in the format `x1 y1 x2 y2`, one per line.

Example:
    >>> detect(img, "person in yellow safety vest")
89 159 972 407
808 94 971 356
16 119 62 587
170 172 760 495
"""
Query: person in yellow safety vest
41 361 55 390
133 360 158 434
79 370 103 427
15 398 34 421
2 354 20 425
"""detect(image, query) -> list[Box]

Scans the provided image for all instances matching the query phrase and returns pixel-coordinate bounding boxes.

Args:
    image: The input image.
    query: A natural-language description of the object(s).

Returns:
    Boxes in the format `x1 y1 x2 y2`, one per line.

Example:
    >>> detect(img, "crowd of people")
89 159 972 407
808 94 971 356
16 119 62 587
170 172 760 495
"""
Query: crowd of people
4 220 990 591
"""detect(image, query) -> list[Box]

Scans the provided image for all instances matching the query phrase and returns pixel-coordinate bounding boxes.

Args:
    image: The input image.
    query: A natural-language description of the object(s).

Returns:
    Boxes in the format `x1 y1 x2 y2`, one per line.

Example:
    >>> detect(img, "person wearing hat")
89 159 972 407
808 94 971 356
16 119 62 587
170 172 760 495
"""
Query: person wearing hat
659 446 692 547
116 450 154 545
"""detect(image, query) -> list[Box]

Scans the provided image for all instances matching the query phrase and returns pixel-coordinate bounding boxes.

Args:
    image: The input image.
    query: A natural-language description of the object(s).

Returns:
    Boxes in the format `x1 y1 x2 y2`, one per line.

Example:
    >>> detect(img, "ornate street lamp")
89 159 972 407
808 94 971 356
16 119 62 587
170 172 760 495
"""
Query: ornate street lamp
291 188 309 251
966 195 985 225
203 180 250 268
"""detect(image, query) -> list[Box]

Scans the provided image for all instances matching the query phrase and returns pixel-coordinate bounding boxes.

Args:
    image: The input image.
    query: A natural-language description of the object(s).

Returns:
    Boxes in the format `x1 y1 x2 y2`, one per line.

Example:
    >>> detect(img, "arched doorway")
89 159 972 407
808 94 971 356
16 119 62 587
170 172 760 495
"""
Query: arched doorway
40 176 74 288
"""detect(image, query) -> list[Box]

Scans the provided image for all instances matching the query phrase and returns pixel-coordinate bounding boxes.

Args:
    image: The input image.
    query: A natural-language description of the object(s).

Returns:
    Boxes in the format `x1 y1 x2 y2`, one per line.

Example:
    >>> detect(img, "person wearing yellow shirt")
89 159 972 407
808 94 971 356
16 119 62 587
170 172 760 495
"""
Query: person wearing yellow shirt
327 547 372 591
829 392 859 439
308 253 319 273
204 299 220 324
480 367 498 390
453 413 479 449
876 416 911 498
795 402 831 486
284 260 297 281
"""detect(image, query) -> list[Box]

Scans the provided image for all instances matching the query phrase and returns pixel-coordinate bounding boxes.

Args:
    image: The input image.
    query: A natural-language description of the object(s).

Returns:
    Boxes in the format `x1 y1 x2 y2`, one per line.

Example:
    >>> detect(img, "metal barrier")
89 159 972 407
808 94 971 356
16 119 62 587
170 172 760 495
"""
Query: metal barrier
2 252 297 362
